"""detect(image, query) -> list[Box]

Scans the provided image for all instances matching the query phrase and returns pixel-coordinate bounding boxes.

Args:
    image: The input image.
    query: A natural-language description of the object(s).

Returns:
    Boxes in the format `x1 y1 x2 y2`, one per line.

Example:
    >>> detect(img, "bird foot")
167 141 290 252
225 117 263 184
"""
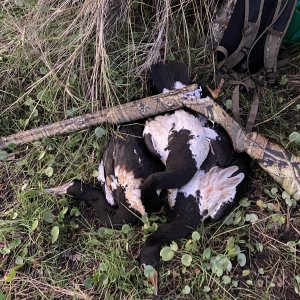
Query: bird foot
206 79 225 99
143 265 158 295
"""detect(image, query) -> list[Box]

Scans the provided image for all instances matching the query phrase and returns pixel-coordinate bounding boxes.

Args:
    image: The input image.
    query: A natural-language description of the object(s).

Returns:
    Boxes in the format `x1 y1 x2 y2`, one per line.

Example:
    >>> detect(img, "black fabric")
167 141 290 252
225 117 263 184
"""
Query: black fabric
217 0 245 63
248 0 279 73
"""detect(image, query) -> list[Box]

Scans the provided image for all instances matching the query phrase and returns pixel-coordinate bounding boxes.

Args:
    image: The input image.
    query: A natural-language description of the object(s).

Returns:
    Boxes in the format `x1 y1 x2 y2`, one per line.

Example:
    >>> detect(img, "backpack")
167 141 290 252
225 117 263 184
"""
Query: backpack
211 0 297 132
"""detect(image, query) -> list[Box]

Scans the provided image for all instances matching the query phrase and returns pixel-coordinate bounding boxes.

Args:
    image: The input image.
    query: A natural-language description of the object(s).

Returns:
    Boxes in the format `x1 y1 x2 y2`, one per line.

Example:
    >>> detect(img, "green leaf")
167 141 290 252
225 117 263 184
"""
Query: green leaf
70 207 80 217
51 226 59 244
143 265 156 278
239 197 250 207
84 277 93 289
192 231 200 241
242 269 250 276
0 247 11 255
271 187 278 195
170 241 178 251
10 239 21 249
237 253 246 267
44 166 54 177
31 219 39 231
225 99 232 110
121 224 131 235
94 273 108 285
160 246 174 261
245 213 258 223
226 237 235 250
4 265 23 282
289 131 300 144
0 150 8 161
70 220 79 229
203 247 211 260
38 151 46 160
43 211 55 223
222 275 232 285
203 285 210 293
258 268 265 275
95 127 106 139
15 256 24 265
181 254 192 267
92 170 99 177
182 285 191 295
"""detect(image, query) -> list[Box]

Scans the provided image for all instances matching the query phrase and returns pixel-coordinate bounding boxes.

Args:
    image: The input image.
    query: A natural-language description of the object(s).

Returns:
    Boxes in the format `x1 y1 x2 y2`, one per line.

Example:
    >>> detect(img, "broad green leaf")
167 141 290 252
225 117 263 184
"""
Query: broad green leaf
242 269 250 276
222 275 232 285
202 247 211 260
15 256 24 265
181 254 192 267
245 213 258 223
182 285 191 295
225 99 232 110
51 226 59 244
192 231 200 241
121 224 131 235
239 197 250 207
95 127 106 139
203 285 210 292
289 131 300 144
0 150 8 161
0 247 11 255
84 277 93 289
271 187 278 195
226 237 235 250
0 292 5 300
70 207 80 217
170 241 178 251
97 273 108 285
43 211 55 223
9 239 21 249
92 170 99 177
237 253 246 267
70 221 79 229
160 246 174 261
44 166 54 177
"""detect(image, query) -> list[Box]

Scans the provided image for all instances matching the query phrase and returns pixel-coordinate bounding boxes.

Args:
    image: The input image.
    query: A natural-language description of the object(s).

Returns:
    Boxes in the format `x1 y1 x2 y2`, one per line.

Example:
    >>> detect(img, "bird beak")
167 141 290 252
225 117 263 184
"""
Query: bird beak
44 181 74 195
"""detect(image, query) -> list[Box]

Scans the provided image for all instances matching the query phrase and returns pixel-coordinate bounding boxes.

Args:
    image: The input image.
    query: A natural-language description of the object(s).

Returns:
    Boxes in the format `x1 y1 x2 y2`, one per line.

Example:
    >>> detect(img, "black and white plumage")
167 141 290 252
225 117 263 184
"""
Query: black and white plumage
46 124 165 227
46 61 250 279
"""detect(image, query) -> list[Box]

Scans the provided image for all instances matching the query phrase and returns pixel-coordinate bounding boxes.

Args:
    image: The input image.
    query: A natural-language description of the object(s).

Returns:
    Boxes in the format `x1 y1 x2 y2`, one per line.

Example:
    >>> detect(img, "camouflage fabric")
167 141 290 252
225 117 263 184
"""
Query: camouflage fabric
210 0 237 48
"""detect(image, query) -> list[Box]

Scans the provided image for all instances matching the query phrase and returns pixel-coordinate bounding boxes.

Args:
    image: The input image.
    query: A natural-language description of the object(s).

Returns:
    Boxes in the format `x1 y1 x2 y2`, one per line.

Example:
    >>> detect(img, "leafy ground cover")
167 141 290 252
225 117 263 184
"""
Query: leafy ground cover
0 1 300 299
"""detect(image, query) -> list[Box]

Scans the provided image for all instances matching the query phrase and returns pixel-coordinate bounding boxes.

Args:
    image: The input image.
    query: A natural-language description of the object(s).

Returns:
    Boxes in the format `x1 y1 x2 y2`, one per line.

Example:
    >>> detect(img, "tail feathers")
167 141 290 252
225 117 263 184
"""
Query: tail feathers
150 61 189 93
198 166 245 219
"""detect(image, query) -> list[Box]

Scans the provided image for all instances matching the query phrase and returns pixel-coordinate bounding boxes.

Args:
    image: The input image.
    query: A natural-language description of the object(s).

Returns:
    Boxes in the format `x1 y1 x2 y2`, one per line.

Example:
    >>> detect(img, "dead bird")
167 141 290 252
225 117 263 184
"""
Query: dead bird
46 61 250 294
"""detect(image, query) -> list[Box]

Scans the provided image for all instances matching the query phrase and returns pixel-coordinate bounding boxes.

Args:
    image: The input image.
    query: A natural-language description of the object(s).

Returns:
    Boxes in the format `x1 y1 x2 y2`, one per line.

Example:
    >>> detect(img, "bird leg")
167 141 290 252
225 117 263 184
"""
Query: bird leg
206 78 225 99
